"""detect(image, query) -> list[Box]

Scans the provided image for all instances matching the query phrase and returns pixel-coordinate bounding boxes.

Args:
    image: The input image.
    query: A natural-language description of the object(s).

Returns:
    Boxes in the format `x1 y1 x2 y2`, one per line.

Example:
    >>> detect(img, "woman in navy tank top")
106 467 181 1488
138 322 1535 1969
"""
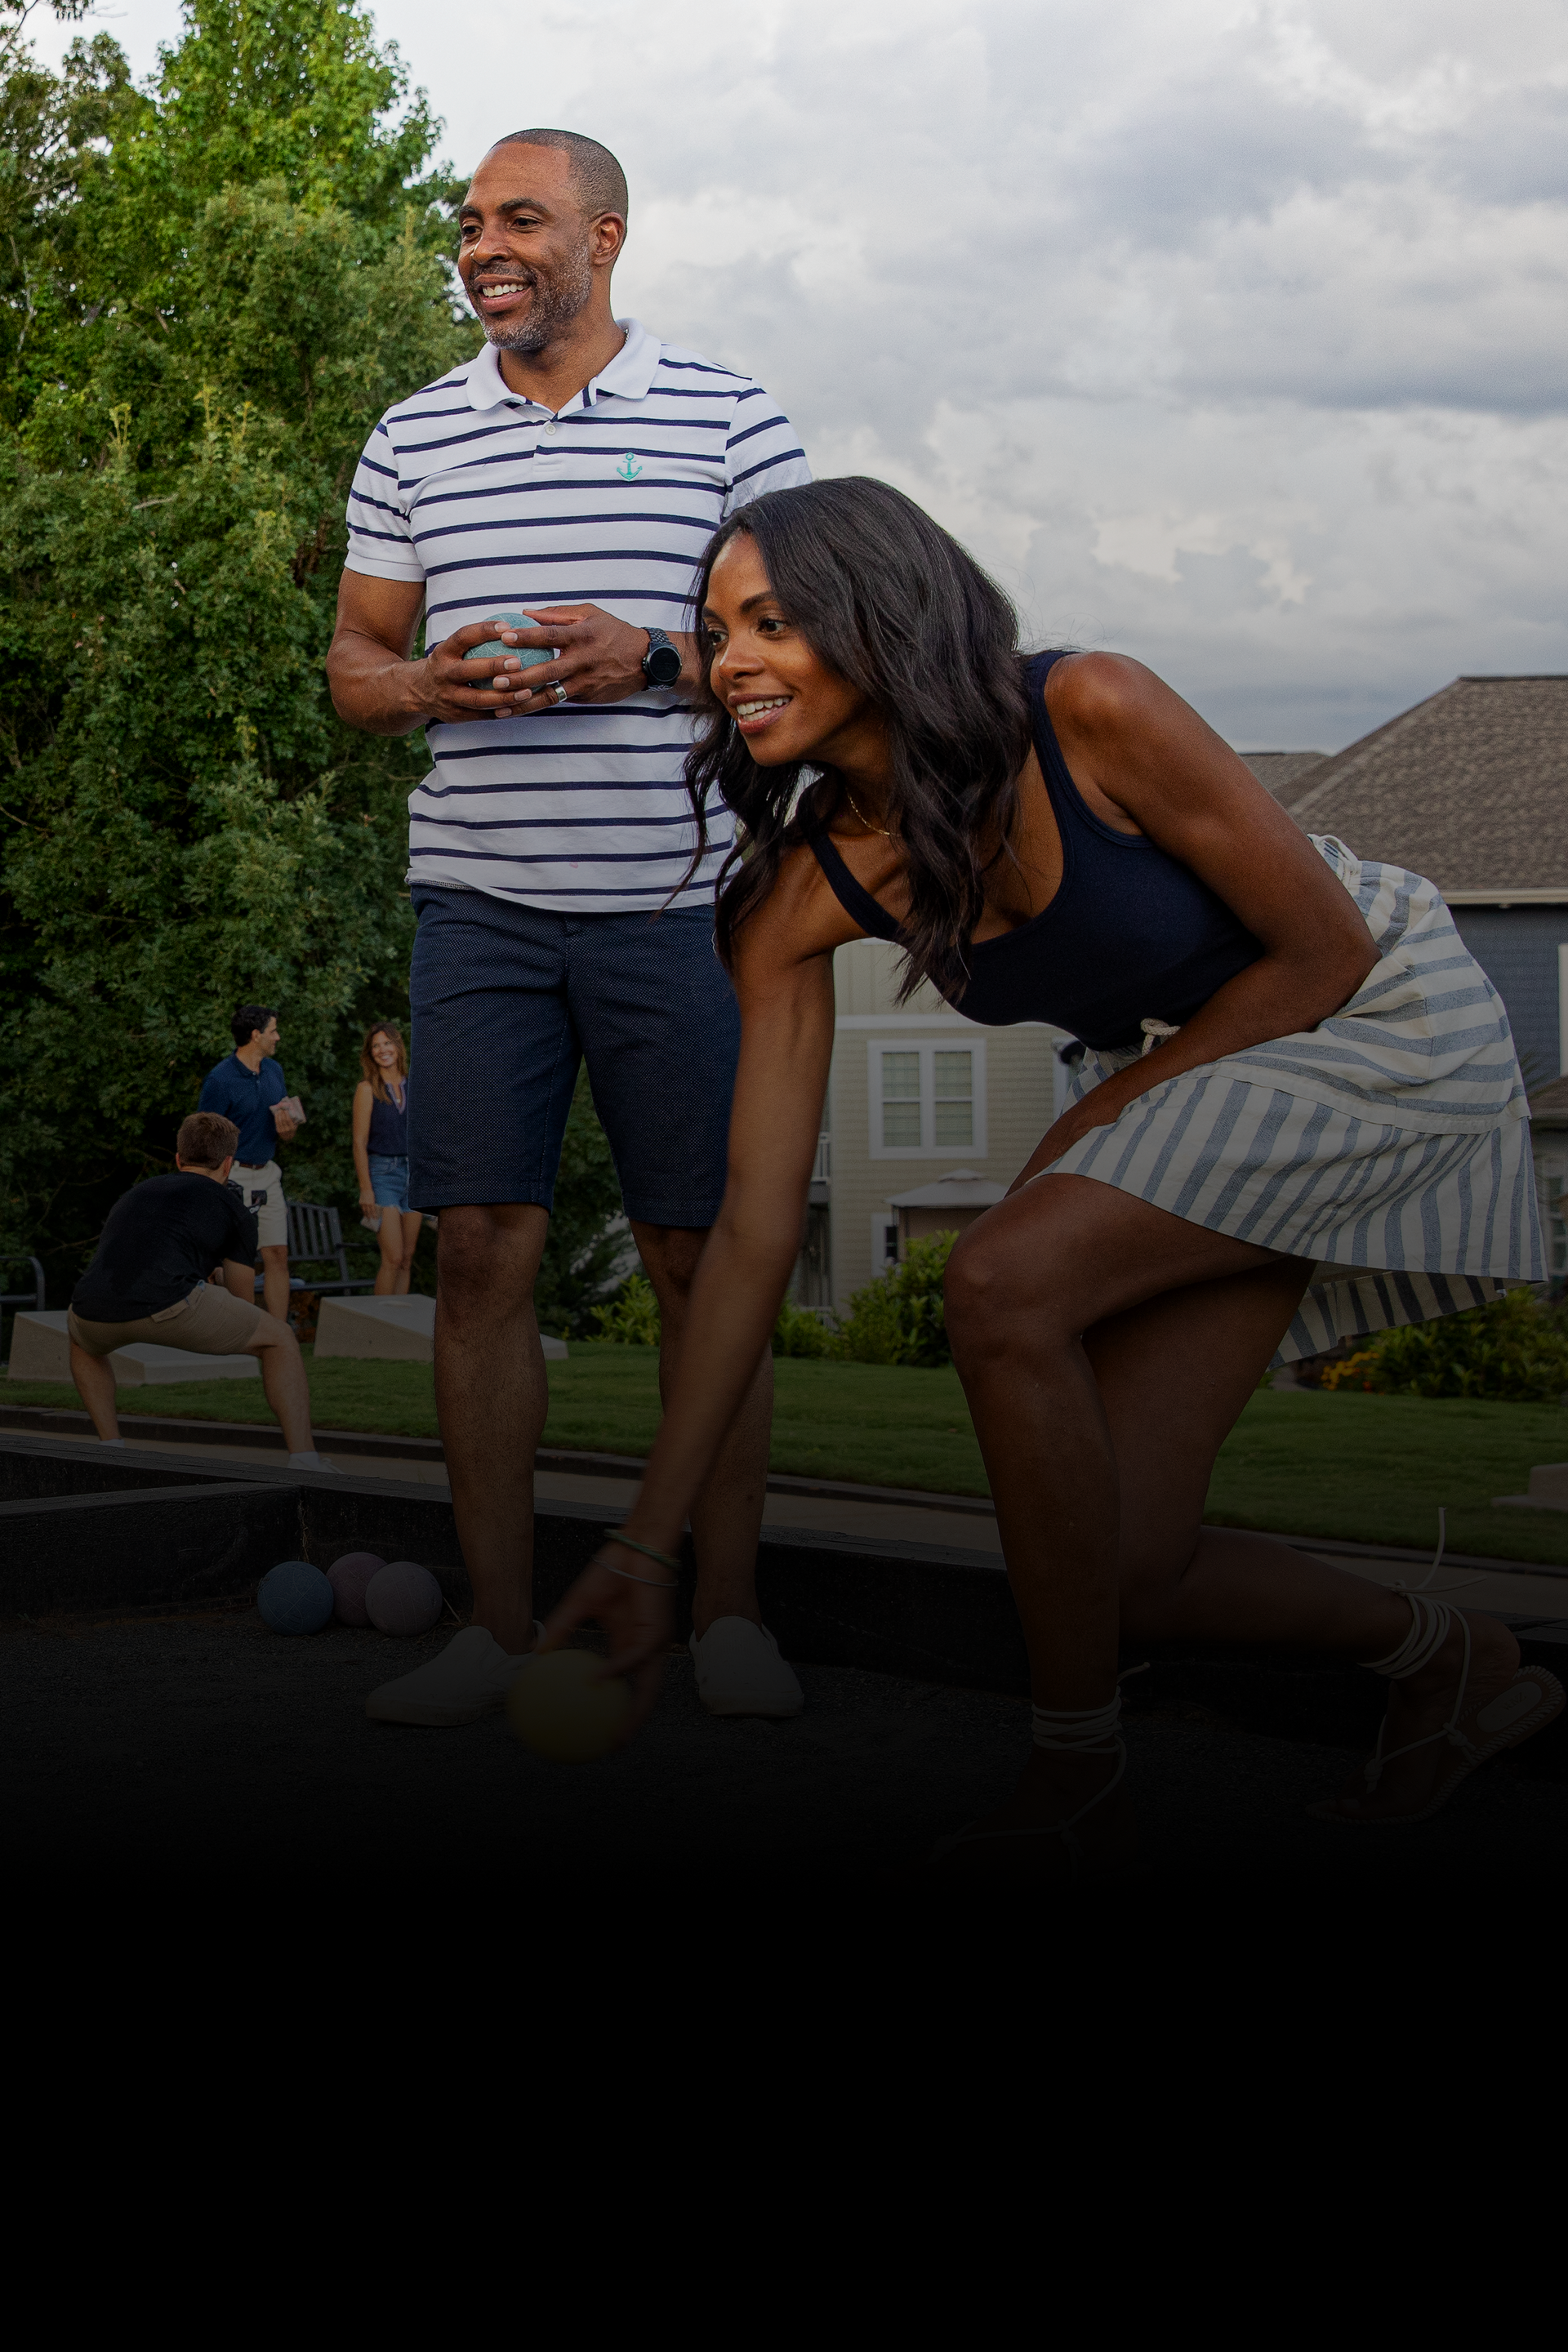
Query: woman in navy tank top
352 1022 416 1294
541 479 1553 1874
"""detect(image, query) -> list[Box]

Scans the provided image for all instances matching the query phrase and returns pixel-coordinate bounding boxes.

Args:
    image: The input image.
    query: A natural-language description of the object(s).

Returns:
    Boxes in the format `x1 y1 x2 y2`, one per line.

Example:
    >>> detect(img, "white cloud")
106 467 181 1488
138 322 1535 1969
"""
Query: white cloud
27 0 1568 748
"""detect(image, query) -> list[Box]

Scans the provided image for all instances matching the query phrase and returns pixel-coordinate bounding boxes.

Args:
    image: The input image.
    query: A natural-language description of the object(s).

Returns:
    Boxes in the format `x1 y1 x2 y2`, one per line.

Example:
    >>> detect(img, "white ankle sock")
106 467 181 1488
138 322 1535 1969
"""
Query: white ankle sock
100 1437 125 1448
287 1450 323 1469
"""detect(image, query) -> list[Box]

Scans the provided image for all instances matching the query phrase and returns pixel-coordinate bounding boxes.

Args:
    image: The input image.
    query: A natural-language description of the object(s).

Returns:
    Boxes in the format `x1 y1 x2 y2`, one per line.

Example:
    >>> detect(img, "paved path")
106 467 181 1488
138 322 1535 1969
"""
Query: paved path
4 1603 1562 1889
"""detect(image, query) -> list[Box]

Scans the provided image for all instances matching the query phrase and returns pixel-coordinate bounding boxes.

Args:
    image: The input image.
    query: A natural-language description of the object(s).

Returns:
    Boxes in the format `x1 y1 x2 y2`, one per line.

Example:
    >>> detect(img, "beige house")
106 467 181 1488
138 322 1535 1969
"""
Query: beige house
800 937 1067 1312
1264 674 1568 1278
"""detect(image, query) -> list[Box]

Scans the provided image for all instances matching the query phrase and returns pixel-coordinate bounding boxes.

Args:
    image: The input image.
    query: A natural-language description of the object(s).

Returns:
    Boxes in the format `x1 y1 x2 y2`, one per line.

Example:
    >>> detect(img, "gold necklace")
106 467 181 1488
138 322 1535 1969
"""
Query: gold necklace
842 787 891 837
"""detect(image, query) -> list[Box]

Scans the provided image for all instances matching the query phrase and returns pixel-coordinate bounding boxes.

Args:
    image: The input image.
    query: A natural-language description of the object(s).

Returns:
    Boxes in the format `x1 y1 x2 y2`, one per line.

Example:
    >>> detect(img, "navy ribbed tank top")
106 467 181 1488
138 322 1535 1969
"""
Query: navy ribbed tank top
367 1079 408 1156
805 652 1263 1050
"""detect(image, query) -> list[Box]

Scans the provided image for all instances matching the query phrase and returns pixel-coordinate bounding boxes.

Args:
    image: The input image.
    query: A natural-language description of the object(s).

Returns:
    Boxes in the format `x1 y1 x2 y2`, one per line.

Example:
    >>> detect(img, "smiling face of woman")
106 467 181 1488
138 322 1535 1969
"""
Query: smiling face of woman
702 533 885 778
372 1031 399 1069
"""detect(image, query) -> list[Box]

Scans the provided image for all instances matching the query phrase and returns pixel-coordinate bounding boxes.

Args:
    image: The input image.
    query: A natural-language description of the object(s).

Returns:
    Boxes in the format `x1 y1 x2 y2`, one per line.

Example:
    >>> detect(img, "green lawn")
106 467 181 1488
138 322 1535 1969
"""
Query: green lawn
6 1342 1566 1566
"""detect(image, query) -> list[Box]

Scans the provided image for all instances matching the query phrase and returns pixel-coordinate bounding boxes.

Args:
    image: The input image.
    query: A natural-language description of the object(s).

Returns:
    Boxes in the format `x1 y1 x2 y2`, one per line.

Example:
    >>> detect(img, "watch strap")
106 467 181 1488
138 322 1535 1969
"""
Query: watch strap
641 626 681 683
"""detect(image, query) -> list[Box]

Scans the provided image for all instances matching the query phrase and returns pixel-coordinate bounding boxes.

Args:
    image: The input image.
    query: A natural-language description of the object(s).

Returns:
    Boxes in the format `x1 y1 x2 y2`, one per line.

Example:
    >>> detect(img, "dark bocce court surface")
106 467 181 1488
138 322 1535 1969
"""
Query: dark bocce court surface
3 1434 1565 1890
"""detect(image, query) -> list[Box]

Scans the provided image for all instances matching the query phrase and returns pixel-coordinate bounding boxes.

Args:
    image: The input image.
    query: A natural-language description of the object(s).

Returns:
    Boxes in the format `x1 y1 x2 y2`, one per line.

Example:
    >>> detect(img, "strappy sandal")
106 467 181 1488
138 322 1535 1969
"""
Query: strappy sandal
1308 1594 1564 1827
924 1694 1128 1880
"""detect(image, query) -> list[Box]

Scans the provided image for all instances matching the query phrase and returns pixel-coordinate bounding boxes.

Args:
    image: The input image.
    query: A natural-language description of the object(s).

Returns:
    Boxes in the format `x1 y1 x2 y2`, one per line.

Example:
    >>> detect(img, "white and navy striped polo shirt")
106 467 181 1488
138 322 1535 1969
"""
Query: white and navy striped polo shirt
344 319 811 913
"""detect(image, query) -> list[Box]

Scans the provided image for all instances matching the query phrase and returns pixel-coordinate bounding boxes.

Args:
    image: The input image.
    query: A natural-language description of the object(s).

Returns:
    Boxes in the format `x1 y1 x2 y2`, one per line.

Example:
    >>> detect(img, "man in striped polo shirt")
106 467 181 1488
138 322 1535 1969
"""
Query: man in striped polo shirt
328 128 811 1731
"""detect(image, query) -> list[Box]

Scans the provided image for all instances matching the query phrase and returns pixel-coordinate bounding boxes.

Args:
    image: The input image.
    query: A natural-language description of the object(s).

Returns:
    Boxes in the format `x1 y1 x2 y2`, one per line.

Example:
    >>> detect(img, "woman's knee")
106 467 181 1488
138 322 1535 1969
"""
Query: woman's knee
944 1221 1080 1370
945 1227 1031 1360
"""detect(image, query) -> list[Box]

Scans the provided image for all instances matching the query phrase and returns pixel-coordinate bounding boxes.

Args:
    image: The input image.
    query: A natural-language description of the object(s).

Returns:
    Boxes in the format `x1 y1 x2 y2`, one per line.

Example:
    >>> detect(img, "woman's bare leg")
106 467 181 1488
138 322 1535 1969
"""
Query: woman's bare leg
69 1342 120 1439
374 1206 406 1295
941 1174 1503 1861
395 1212 418 1295
1090 1267 1521 1819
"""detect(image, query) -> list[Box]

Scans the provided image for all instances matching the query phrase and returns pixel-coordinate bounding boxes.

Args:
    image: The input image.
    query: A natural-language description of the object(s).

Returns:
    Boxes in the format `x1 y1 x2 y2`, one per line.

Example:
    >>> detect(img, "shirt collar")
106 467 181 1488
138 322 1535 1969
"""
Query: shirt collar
466 318 660 414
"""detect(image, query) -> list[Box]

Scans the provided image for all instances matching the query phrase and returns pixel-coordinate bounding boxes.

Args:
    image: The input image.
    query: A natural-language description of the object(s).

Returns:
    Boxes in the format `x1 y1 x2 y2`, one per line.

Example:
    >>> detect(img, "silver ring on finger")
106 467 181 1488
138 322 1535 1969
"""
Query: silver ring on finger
547 680 569 706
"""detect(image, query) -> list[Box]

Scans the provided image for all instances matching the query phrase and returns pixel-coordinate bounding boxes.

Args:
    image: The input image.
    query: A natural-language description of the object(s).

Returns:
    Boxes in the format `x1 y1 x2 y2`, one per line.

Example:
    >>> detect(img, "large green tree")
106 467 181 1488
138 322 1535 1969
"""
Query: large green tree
1 0 626 1325
0 1 602 1307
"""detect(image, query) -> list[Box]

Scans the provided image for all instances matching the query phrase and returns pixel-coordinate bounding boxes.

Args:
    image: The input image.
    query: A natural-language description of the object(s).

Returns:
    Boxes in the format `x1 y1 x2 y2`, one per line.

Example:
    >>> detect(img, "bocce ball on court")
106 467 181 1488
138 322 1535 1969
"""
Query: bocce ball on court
257 1559 335 1636
506 1650 631 1763
327 1551 385 1627
365 1559 444 1637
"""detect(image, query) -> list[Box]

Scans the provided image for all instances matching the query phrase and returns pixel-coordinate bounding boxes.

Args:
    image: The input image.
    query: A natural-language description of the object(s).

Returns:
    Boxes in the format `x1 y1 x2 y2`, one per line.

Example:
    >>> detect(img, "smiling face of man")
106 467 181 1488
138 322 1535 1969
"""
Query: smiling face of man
457 144 625 357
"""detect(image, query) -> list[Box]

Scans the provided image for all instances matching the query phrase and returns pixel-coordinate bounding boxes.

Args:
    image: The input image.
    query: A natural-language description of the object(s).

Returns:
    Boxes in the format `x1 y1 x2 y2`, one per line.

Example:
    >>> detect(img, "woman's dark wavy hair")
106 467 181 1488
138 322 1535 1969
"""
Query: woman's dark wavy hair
683 477 1031 1003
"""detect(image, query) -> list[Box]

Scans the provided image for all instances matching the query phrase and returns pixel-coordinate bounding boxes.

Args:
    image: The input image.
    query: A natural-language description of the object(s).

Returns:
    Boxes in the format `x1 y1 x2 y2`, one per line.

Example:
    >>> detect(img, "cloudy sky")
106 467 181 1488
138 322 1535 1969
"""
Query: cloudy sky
31 0 1568 749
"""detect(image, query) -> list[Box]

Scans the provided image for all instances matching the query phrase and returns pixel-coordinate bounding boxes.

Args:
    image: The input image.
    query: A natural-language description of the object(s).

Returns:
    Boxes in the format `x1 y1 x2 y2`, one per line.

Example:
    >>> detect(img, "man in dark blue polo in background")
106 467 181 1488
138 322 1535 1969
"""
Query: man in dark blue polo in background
198 1004 299 1318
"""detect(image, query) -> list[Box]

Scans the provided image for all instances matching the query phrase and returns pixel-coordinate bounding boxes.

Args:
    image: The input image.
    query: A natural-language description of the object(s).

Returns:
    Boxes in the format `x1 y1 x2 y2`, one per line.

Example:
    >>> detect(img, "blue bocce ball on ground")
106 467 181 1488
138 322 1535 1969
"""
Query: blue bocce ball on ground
257 1558 335 1635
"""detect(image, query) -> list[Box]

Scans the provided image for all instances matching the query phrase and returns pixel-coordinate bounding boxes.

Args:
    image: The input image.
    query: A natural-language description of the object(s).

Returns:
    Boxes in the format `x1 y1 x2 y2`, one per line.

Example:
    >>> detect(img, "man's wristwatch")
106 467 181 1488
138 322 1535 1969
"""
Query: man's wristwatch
640 627 683 688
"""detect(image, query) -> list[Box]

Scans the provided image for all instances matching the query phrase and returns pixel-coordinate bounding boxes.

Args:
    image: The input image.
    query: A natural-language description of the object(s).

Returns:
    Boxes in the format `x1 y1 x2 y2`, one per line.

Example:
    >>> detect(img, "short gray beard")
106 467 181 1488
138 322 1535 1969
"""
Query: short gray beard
481 243 595 354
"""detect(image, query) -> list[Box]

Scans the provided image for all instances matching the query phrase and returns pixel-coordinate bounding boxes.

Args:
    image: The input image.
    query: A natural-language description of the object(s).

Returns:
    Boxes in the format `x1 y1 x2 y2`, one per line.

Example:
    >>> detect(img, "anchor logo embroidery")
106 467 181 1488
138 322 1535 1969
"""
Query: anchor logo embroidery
616 452 643 480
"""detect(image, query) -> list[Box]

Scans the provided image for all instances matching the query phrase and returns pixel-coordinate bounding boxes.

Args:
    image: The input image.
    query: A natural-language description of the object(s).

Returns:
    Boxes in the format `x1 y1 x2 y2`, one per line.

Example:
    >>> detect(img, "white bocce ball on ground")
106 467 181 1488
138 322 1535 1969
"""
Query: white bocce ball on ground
365 1559 444 1637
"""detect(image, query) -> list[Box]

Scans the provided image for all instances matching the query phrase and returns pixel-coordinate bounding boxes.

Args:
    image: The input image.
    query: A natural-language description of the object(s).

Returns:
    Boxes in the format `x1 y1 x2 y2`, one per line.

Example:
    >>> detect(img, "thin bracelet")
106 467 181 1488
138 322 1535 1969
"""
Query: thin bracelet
598 1557 679 1591
599 1530 682 1588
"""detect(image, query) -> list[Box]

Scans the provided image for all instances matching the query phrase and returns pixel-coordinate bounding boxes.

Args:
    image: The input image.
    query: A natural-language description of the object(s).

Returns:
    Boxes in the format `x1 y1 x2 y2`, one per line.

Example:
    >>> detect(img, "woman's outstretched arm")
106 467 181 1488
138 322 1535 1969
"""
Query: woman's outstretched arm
539 850 856 1716
351 1082 376 1215
1008 654 1380 1190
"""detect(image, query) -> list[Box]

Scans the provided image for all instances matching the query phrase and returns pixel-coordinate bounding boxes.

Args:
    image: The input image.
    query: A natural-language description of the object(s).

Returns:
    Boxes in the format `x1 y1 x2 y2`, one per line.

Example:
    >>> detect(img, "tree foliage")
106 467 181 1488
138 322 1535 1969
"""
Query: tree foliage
0 0 475 1290
534 1072 633 1338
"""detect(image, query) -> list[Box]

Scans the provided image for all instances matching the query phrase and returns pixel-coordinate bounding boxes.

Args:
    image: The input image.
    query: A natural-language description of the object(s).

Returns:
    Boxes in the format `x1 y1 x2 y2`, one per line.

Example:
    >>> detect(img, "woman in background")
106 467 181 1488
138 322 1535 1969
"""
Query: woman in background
352 1022 417 1295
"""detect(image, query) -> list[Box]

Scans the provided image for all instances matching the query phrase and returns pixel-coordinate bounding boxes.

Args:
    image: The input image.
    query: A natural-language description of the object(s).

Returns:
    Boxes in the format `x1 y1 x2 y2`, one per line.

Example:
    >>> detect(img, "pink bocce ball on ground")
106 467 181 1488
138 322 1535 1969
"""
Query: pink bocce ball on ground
327 1551 386 1627
366 1559 445 1637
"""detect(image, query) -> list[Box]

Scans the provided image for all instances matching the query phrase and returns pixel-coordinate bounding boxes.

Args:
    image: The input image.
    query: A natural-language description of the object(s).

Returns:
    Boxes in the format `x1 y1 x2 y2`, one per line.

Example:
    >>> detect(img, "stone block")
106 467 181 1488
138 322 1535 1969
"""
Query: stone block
1494 1462 1568 1512
7 1309 259 1387
312 1293 566 1363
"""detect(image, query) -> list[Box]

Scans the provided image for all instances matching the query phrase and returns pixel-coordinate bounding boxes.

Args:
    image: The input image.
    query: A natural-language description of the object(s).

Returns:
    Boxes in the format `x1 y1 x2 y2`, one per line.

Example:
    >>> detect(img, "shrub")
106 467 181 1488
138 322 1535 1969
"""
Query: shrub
1318 1287 1568 1402
533 1071 630 1339
590 1278 842 1358
773 1298 835 1356
591 1272 662 1348
833 1232 956 1369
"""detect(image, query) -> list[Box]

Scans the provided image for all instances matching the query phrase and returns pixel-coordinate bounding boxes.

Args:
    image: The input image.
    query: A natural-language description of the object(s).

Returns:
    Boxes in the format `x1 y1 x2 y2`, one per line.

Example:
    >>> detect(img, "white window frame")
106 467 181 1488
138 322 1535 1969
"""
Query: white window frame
867 1037 988 1159
870 1210 901 1273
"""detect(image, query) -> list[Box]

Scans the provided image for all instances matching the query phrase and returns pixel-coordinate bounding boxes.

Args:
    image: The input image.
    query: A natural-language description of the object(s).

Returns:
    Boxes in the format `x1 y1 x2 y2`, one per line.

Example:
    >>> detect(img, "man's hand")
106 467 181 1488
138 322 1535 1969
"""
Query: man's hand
273 1111 299 1143
327 571 697 735
468 605 694 711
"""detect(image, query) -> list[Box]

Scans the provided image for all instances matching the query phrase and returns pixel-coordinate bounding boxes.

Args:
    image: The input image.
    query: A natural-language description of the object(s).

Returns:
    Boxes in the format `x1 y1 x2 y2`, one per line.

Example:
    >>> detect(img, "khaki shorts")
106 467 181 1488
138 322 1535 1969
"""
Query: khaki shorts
234 1157 287 1250
69 1281 274 1357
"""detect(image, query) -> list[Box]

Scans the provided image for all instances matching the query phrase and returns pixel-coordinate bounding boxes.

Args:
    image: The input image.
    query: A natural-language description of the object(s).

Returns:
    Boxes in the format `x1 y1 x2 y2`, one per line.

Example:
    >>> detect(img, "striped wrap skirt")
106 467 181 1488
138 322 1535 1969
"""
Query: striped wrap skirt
1048 835 1544 1367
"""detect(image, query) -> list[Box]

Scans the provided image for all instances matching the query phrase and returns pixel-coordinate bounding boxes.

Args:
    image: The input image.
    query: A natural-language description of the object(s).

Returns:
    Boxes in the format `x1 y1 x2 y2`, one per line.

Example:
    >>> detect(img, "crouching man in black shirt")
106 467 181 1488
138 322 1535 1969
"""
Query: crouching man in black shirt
69 1111 337 1472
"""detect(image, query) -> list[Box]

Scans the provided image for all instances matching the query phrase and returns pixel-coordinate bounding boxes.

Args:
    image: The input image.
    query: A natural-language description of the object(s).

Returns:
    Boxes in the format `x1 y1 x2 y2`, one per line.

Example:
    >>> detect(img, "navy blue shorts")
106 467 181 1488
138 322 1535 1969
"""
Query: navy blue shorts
408 888 740 1226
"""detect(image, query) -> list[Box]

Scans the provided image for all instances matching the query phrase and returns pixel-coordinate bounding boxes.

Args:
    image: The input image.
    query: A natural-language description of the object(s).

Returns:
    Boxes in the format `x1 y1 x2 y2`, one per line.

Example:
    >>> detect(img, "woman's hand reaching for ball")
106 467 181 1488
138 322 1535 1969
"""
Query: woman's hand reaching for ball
536 1535 677 1738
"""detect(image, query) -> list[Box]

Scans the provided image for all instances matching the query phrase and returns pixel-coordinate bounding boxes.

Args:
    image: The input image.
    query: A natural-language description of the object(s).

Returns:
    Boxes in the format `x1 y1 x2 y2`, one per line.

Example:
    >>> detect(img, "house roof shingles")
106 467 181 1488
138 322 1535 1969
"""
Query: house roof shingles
1283 676 1568 896
1237 751 1327 797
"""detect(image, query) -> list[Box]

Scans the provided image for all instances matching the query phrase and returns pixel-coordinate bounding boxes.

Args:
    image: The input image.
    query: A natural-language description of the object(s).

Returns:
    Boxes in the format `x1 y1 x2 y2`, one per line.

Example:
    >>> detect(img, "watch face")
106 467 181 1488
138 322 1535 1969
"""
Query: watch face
645 644 682 686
